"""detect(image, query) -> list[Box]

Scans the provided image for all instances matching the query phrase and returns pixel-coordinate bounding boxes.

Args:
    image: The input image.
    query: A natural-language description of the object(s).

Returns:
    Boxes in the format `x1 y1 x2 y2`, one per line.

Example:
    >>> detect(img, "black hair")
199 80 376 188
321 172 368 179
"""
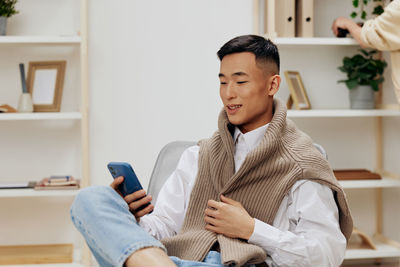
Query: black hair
217 35 280 74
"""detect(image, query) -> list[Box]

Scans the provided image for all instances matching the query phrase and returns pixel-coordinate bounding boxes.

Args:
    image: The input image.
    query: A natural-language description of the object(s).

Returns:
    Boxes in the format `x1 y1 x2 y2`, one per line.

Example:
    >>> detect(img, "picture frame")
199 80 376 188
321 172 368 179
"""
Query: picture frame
27 61 66 112
284 71 311 110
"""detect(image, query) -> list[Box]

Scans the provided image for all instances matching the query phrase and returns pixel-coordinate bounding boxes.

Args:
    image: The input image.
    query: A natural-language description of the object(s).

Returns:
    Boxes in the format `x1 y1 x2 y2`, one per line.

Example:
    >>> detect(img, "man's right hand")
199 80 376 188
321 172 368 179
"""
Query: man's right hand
110 176 154 222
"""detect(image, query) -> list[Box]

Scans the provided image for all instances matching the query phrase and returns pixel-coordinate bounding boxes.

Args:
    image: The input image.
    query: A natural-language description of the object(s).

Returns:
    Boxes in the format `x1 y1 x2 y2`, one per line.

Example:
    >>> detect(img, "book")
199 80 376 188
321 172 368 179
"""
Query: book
333 169 382 180
34 176 80 190
0 104 17 113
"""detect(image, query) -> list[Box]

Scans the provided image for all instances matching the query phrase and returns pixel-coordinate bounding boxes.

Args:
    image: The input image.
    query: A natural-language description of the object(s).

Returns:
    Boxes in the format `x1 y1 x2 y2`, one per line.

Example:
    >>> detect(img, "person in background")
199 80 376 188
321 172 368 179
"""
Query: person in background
332 0 400 104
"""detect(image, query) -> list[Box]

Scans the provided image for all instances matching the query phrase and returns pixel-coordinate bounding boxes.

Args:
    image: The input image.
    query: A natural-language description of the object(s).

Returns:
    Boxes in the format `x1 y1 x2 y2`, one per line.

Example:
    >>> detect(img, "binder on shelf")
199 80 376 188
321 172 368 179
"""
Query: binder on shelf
264 0 277 39
296 0 314 37
264 0 295 38
276 0 295 37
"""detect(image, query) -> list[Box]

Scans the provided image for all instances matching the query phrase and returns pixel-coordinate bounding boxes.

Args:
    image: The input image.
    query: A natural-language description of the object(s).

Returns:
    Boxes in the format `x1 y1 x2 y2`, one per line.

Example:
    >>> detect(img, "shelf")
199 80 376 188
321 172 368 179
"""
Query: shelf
345 242 400 260
287 109 400 118
339 177 400 189
0 189 80 198
0 248 83 267
270 37 359 46
0 36 81 45
0 112 82 121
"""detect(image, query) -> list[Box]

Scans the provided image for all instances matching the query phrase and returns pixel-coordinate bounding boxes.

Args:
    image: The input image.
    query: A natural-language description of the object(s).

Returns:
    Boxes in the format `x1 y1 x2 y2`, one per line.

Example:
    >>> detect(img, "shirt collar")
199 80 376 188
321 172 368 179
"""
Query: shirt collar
233 123 270 151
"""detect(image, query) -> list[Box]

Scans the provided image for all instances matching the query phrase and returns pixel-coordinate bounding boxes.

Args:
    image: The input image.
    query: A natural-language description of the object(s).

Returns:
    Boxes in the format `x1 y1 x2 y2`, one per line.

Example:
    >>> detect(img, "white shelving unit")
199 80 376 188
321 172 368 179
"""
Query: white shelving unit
340 177 400 189
0 189 80 198
254 0 400 265
287 109 400 118
271 37 359 46
345 242 400 260
0 0 90 266
0 36 81 45
0 112 82 120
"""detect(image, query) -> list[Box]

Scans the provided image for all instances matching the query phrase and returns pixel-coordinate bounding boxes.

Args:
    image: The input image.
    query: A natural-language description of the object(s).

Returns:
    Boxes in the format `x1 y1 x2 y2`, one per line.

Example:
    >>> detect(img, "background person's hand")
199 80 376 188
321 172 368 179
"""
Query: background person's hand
331 16 355 37
110 176 154 221
204 195 255 240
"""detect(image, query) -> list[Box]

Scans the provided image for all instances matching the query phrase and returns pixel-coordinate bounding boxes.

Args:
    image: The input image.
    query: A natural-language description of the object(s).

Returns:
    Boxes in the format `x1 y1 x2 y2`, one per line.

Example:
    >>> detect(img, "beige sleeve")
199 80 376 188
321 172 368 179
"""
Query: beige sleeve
360 0 400 51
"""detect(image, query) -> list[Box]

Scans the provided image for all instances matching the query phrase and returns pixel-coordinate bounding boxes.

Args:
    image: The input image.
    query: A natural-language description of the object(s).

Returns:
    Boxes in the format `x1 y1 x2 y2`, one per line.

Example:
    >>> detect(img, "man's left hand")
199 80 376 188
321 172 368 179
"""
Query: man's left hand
204 195 255 240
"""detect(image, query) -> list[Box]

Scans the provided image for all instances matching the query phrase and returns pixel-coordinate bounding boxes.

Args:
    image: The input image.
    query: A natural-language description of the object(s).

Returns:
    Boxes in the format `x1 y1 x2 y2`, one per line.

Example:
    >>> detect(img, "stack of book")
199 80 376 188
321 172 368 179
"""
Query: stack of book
34 176 80 190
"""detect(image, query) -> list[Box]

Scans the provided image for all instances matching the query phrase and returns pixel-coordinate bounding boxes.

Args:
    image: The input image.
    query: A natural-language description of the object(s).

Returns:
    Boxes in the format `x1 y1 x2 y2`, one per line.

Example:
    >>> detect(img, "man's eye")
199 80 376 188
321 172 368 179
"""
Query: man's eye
220 82 227 85
237 81 248 84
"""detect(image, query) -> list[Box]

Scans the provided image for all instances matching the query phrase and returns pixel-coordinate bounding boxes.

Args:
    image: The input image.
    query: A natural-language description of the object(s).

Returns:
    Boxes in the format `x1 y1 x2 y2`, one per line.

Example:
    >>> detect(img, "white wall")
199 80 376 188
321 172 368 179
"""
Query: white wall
88 0 254 187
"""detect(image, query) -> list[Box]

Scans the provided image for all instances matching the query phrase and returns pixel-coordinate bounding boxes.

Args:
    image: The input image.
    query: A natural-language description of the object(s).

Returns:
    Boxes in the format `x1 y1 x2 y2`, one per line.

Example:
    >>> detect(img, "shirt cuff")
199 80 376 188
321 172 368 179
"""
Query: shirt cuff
248 218 281 254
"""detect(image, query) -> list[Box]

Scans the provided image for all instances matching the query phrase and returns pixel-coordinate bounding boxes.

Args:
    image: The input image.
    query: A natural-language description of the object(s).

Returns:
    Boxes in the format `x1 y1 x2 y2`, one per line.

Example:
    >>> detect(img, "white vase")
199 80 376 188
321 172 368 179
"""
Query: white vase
0 16 7 36
349 85 375 109
17 93 34 113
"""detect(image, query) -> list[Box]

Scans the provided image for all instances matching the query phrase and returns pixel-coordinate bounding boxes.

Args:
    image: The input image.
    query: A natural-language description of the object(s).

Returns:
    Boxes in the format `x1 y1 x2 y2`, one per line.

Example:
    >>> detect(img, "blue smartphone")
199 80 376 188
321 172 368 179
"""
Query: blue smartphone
107 162 151 211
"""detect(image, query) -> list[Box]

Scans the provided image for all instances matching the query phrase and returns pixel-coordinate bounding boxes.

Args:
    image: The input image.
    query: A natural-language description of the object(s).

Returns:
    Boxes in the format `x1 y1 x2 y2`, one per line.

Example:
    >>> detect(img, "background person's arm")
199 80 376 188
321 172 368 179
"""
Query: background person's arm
360 0 400 51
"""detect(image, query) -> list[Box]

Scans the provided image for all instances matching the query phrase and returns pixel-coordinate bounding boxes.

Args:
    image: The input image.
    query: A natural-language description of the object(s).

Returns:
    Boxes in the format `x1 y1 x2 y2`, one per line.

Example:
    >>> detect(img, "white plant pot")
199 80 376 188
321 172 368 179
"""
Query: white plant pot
349 85 375 109
0 16 7 36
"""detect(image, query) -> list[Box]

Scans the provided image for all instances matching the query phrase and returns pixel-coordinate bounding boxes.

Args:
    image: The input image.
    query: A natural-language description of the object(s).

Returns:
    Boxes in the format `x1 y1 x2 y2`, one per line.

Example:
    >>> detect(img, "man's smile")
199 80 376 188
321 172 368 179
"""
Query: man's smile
226 104 242 115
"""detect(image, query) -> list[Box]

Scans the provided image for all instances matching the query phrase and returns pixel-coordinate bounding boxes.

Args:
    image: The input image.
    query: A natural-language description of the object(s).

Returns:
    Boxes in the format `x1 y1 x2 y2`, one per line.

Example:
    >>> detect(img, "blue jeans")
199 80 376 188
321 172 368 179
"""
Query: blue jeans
70 186 237 267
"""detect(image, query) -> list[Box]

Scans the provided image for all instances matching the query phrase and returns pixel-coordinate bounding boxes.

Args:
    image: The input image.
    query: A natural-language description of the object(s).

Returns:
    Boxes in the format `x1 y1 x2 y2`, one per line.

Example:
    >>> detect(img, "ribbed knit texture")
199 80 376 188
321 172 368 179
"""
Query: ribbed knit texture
162 98 353 266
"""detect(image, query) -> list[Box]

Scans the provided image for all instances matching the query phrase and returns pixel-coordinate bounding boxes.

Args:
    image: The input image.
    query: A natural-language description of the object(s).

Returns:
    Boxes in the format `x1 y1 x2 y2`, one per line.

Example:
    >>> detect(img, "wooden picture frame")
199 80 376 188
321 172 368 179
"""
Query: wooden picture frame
284 71 311 110
27 61 66 112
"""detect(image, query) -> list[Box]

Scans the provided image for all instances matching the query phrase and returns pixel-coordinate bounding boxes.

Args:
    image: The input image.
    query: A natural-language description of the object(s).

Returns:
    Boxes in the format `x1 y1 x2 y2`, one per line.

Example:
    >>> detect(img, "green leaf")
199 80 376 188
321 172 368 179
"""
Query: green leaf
370 80 379 91
351 11 357 18
353 0 359 7
350 71 359 79
359 49 369 56
0 0 19 17
346 79 359 89
363 0 369 4
361 10 367 20
358 72 372 79
373 5 384 16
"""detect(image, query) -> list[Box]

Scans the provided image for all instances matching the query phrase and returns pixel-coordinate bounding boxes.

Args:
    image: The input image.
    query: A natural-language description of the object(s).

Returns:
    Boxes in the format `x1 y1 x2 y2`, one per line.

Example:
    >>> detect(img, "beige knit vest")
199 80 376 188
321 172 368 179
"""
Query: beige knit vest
162 98 353 266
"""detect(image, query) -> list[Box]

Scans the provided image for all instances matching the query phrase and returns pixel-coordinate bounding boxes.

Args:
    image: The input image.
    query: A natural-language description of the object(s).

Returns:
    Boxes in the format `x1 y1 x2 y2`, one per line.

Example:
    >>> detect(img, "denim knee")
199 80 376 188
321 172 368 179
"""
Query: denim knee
70 186 127 227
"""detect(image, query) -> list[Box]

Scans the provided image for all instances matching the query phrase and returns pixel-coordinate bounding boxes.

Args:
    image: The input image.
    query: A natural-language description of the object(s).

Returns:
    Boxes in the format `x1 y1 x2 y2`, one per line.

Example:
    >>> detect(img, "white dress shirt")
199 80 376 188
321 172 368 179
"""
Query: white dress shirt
140 124 347 267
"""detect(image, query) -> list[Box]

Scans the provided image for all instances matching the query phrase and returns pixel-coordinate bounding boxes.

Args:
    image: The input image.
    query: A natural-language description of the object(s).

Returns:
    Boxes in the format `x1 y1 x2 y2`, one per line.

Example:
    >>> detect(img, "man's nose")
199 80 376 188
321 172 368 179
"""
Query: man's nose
225 82 236 99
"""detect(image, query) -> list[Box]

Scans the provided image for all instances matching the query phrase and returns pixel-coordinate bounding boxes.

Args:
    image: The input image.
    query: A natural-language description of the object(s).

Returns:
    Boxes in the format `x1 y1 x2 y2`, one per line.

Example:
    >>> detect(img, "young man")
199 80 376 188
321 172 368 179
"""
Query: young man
71 35 352 267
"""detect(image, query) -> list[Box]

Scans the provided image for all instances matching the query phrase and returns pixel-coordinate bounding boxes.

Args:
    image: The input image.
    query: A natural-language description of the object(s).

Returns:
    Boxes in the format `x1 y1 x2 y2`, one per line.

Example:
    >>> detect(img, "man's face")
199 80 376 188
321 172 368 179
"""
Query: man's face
219 52 275 133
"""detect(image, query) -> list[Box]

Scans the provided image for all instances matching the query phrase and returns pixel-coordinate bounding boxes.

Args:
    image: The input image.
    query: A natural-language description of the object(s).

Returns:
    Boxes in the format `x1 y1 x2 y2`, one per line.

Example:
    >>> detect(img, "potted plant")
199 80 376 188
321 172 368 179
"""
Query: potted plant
338 49 387 109
337 0 388 109
0 0 18 35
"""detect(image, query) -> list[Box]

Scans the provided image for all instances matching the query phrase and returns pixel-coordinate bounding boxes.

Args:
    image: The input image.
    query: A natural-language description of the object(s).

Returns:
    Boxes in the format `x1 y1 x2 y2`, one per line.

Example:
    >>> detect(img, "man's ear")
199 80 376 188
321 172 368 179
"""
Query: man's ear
267 74 280 96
